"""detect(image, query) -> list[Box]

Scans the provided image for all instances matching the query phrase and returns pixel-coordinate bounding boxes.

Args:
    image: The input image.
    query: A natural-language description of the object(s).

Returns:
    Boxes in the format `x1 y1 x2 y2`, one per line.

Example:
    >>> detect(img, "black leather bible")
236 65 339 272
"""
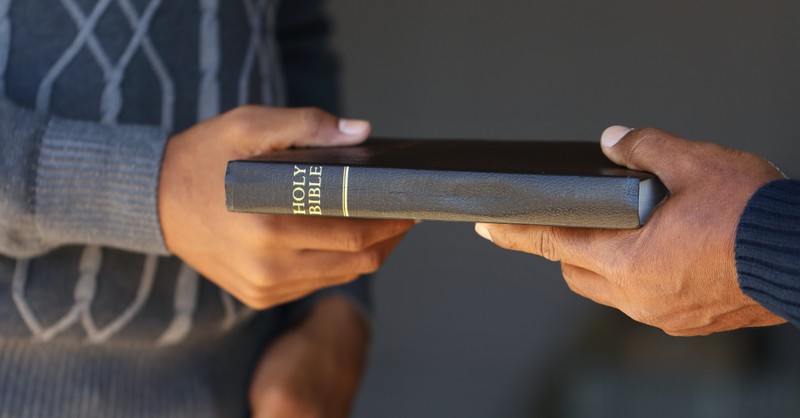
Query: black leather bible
225 139 667 228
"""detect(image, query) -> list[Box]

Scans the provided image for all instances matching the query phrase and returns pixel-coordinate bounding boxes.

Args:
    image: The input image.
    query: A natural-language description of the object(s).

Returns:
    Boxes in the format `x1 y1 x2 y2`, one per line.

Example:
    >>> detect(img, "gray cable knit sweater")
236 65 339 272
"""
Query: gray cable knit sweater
0 0 368 416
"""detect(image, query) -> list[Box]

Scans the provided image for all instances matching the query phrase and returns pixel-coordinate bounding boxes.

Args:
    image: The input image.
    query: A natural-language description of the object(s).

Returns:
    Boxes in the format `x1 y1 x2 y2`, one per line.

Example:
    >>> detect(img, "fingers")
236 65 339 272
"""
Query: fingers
232 106 371 151
281 236 404 281
222 266 358 310
475 222 629 273
228 233 406 309
475 222 623 306
561 264 618 308
600 126 699 190
259 216 415 252
286 107 371 149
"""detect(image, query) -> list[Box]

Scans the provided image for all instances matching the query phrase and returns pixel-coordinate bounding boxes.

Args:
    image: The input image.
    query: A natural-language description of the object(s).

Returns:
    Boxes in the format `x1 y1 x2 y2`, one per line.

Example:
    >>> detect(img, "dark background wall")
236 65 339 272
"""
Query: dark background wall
325 1 800 417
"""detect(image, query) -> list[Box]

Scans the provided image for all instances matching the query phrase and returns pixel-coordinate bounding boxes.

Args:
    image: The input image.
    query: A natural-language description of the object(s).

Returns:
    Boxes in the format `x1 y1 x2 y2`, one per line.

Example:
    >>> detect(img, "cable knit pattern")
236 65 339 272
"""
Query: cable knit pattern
736 179 800 327
197 0 220 121
0 0 368 415
0 0 10 97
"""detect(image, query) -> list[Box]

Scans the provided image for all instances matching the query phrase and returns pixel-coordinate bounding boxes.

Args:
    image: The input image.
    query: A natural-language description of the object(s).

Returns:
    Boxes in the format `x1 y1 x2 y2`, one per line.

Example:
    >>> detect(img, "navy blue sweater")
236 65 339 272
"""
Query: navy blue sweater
0 1 369 416
736 179 800 327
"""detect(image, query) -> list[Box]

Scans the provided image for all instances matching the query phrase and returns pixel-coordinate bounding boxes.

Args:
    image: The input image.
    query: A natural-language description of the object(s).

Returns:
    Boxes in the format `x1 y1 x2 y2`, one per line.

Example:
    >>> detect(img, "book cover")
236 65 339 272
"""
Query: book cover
225 139 667 229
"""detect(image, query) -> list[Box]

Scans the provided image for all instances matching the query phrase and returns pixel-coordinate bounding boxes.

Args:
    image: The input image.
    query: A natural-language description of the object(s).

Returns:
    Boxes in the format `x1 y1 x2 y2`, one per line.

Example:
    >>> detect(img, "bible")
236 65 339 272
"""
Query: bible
225 139 666 228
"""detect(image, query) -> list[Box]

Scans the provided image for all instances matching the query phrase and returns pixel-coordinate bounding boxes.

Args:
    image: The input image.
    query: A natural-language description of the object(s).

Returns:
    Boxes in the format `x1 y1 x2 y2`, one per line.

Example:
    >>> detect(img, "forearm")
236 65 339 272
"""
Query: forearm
300 294 370 354
0 98 170 258
250 296 369 418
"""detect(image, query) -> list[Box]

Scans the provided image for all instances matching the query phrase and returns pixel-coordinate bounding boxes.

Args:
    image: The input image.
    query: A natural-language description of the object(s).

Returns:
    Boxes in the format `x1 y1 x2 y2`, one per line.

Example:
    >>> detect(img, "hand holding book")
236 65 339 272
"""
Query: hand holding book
158 106 413 310
476 126 787 335
221 118 795 335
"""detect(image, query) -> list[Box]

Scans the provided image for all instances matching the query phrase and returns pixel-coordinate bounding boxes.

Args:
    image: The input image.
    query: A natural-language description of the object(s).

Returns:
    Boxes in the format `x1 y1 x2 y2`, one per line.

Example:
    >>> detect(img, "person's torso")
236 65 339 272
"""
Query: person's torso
0 1 289 416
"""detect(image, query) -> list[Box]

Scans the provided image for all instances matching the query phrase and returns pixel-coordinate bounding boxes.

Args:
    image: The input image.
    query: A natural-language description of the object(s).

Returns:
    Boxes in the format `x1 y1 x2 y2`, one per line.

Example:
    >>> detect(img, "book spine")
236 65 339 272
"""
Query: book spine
225 161 643 228
226 162 348 217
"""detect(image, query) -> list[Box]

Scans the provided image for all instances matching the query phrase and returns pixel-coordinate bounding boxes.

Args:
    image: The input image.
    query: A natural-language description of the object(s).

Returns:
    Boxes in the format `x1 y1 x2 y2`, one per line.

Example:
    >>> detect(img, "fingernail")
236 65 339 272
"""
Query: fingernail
474 224 493 242
339 119 371 136
601 125 634 148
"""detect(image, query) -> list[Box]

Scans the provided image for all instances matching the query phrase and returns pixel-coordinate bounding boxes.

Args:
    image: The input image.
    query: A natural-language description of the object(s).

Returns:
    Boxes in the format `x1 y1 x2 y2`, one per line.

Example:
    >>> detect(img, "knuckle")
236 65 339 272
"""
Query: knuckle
564 280 581 295
625 306 656 326
624 128 664 162
632 127 663 138
249 259 283 285
359 249 384 274
560 264 595 300
663 328 693 337
562 273 583 296
229 104 259 121
528 227 558 261
560 263 577 285
627 310 646 324
490 227 516 249
332 275 360 286
237 273 295 310
386 220 413 237
632 127 669 143
241 296 272 311
297 107 325 136
236 285 269 310
541 231 558 261
342 231 369 252
225 105 261 136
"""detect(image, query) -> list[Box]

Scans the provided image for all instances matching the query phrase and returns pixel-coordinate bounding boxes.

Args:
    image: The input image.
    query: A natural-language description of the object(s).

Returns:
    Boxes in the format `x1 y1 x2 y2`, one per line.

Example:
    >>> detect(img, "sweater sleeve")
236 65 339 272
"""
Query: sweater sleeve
276 0 372 321
735 179 800 327
0 98 170 258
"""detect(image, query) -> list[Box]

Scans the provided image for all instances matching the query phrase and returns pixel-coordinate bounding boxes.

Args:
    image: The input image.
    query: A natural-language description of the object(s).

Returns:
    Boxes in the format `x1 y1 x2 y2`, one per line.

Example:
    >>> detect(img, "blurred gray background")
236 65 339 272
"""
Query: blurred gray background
325 1 800 417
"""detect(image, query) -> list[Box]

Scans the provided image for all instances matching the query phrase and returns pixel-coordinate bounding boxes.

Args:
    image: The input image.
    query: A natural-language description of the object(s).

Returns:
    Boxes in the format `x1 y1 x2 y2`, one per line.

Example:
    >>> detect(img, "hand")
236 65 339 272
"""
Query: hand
159 106 414 309
249 296 369 418
475 126 787 336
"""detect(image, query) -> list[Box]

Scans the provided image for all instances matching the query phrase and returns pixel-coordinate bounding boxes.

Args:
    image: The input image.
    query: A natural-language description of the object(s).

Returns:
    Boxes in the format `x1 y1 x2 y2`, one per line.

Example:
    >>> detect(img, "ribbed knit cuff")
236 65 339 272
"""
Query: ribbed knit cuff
735 179 800 327
35 118 170 255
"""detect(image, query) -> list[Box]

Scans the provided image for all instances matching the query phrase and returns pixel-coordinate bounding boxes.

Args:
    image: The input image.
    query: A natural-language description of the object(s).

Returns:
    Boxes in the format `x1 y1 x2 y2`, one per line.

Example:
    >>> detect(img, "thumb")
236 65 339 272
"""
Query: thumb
600 126 696 188
248 107 371 152
287 108 371 149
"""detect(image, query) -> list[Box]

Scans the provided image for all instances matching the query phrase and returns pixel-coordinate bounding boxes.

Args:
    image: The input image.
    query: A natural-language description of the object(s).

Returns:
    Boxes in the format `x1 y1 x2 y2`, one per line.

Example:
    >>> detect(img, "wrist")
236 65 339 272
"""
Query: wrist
302 296 370 347
249 297 370 418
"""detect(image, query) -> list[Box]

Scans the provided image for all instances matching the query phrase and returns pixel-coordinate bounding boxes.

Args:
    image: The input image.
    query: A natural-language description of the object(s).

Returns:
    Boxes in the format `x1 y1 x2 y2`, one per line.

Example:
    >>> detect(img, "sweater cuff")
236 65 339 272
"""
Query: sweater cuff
735 179 800 327
35 117 170 255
